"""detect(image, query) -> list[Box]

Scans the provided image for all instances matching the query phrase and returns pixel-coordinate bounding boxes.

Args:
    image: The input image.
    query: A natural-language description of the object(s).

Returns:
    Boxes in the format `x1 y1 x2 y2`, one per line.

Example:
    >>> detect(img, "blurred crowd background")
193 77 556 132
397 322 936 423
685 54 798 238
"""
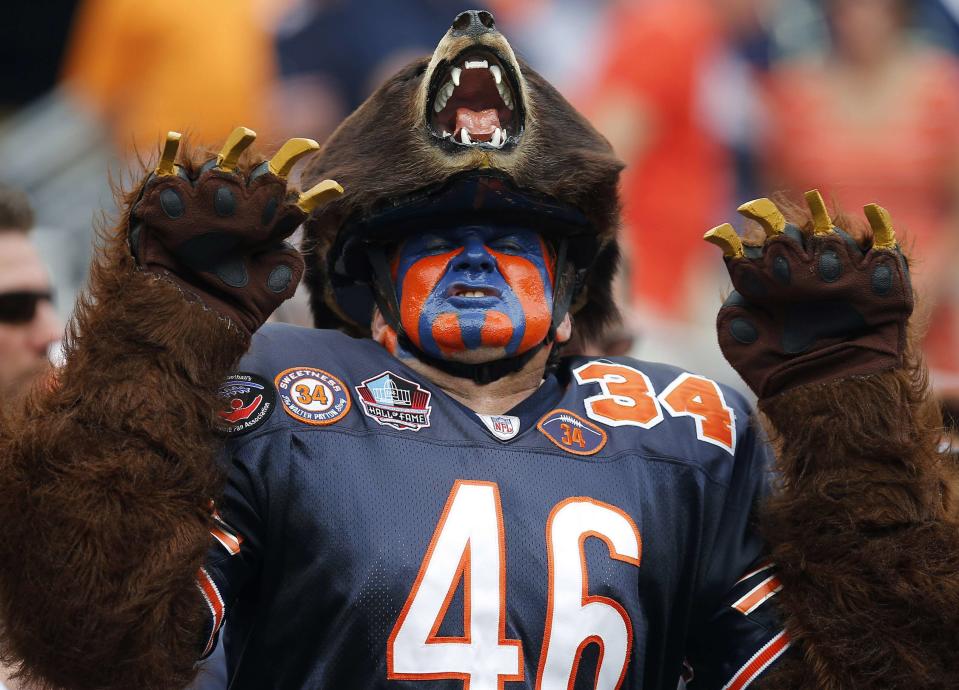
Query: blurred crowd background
3 0 959 414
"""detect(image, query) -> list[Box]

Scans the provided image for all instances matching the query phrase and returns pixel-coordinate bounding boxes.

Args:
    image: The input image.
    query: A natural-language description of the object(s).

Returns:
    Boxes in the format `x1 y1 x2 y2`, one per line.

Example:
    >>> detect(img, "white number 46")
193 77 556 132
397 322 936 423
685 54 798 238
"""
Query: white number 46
387 480 642 689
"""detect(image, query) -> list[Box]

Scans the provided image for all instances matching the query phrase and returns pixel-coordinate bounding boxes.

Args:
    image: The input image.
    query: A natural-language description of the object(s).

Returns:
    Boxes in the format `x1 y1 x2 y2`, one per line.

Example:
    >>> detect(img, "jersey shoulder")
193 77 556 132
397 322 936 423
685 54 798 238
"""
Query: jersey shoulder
217 324 394 440
557 356 760 485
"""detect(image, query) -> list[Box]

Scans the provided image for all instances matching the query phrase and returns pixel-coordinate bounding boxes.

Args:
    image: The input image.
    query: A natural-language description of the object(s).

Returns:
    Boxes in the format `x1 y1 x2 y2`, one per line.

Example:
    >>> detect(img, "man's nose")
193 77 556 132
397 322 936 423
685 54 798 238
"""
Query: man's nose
453 236 495 273
30 301 62 356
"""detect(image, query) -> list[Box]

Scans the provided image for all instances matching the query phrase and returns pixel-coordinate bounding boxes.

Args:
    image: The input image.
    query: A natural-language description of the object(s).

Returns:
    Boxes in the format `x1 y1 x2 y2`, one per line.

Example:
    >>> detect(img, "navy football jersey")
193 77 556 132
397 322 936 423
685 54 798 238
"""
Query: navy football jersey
199 324 790 689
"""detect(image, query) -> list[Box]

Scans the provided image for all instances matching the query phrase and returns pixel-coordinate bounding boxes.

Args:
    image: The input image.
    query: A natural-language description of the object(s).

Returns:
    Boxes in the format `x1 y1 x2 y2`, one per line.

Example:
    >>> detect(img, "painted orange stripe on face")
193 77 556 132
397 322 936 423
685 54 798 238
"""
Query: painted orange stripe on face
538 236 555 285
431 312 465 354
489 249 552 352
481 310 513 348
399 250 458 349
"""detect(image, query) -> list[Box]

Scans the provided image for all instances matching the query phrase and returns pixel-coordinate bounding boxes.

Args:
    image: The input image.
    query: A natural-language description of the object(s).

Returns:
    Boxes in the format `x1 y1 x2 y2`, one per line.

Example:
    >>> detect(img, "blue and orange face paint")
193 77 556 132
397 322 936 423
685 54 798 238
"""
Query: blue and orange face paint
379 225 555 360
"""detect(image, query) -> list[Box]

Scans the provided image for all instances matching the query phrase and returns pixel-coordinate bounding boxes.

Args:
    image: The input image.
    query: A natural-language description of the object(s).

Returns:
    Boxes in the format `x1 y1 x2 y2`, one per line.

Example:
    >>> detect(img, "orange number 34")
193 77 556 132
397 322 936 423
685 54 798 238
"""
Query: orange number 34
574 362 736 454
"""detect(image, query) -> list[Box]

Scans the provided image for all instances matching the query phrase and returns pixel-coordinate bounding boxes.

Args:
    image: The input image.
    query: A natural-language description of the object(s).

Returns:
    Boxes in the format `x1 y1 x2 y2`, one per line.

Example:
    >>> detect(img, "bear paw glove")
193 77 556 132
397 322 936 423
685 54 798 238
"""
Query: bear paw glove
130 128 342 337
706 191 913 400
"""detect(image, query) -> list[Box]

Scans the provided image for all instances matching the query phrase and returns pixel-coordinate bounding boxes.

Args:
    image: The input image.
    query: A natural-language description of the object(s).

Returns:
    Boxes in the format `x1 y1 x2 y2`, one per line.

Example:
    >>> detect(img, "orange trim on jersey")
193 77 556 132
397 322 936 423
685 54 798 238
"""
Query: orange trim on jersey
732 575 783 616
567 635 606 690
736 562 773 585
723 630 791 690
536 497 642 690
386 480 524 686
210 525 242 556
196 567 224 657
426 543 471 643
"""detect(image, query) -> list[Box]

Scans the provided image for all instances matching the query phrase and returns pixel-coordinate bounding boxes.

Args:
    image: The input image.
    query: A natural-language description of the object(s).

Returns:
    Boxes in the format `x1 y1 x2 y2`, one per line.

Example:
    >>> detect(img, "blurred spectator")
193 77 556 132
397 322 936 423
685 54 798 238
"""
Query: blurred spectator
916 0 959 53
588 0 771 321
762 0 959 396
0 185 61 401
61 0 282 153
0 1 81 115
271 0 491 142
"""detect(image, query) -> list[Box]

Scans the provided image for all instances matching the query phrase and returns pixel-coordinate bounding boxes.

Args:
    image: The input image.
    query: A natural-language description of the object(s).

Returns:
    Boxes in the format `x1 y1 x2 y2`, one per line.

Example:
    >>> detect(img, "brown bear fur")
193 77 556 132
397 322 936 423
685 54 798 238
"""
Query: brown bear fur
754 350 959 689
299 52 624 341
745 208 959 688
0 150 249 690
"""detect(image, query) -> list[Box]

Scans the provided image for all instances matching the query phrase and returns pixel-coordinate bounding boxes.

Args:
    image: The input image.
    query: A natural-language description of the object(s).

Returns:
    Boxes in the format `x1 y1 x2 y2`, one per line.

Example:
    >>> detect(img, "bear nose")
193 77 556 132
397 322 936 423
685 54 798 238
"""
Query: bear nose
451 10 497 37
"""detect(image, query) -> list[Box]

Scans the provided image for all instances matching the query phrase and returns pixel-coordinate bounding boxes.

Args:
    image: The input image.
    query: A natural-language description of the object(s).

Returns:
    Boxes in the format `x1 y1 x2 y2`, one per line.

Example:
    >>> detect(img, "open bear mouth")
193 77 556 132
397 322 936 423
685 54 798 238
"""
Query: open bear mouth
427 48 523 150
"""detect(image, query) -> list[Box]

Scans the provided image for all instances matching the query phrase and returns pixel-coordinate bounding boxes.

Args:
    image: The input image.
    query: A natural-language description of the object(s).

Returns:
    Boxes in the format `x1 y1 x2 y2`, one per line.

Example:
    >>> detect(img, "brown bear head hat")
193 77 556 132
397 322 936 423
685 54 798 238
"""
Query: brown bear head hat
300 9 624 376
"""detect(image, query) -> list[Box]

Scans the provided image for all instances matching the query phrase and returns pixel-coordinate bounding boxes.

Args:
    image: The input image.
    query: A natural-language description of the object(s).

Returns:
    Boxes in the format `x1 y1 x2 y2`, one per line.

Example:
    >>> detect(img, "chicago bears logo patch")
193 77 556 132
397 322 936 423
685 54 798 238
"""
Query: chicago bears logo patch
537 409 607 456
217 373 275 435
275 367 351 426
355 371 432 431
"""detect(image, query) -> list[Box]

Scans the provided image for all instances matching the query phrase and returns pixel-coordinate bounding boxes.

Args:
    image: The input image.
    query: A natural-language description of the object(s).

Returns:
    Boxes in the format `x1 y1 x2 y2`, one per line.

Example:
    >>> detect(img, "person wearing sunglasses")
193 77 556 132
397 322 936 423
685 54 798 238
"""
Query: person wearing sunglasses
0 185 61 400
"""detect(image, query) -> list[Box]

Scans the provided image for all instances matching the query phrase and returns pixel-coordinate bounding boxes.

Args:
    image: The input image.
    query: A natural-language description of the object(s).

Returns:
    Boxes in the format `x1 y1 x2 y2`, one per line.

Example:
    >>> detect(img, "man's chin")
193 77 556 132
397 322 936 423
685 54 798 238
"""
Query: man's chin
434 346 509 365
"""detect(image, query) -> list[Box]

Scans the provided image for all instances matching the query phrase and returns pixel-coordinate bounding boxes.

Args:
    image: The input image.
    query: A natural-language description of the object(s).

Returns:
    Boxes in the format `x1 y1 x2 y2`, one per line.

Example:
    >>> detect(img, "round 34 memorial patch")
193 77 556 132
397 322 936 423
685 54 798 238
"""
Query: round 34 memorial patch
217 373 276 436
275 367 351 426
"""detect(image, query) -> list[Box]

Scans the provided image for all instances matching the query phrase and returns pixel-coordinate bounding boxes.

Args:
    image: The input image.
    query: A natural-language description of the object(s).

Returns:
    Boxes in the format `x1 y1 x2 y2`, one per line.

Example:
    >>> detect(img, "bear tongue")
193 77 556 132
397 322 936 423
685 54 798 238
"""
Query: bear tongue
455 107 501 141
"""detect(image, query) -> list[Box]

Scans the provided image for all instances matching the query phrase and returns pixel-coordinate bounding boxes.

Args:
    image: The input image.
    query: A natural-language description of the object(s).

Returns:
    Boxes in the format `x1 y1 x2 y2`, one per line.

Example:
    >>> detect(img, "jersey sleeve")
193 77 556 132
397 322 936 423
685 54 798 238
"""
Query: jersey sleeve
682 410 793 689
195 428 284 659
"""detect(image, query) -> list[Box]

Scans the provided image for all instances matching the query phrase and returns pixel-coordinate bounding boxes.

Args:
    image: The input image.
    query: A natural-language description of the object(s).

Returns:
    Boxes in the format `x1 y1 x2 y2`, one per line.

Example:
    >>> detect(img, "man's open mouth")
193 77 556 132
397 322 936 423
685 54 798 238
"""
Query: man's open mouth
447 284 502 299
427 48 522 150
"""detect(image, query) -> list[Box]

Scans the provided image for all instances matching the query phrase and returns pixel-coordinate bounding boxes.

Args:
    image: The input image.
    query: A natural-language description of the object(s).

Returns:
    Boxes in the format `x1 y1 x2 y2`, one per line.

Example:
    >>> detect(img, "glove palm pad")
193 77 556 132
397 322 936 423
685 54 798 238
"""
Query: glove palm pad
707 192 914 399
130 129 342 336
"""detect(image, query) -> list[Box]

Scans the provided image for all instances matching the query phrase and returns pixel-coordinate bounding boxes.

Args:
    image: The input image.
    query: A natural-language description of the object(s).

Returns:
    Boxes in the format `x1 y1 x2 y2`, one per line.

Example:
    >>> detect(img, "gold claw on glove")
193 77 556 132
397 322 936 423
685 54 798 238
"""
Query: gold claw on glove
297 180 344 213
216 127 257 172
804 189 834 236
155 131 182 176
704 223 745 259
737 197 785 237
269 138 321 178
863 203 898 250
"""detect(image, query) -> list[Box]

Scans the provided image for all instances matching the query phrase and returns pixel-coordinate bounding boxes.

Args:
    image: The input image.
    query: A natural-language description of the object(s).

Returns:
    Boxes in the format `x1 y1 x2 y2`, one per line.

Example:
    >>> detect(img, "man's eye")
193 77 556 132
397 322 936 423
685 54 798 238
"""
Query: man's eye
490 239 524 253
423 238 454 253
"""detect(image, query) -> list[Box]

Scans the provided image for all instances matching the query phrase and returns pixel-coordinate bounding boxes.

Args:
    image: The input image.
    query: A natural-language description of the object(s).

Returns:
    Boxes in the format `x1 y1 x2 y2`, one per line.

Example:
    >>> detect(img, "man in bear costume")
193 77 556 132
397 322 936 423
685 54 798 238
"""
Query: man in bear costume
0 10 956 690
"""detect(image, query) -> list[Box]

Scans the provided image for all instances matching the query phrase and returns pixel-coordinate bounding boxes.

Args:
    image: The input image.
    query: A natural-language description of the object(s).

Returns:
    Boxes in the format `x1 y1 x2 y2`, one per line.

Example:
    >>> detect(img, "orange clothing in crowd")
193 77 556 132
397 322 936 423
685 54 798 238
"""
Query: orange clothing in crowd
764 49 959 379
592 0 731 316
62 0 277 152
764 51 959 264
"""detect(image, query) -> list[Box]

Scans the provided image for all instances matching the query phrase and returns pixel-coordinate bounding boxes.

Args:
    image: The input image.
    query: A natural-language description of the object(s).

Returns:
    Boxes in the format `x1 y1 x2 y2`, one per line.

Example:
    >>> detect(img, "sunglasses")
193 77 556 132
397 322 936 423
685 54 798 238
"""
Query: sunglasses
0 290 54 324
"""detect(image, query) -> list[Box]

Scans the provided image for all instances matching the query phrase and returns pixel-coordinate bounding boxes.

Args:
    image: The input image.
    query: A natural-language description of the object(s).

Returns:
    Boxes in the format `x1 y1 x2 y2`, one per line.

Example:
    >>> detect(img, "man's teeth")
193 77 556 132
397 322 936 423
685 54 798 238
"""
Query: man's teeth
458 290 488 298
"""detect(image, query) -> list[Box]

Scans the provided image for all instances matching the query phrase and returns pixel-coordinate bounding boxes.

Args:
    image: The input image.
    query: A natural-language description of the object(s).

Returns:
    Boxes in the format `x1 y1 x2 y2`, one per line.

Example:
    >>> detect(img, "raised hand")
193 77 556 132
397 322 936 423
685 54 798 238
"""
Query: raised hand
130 127 343 336
705 191 913 399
